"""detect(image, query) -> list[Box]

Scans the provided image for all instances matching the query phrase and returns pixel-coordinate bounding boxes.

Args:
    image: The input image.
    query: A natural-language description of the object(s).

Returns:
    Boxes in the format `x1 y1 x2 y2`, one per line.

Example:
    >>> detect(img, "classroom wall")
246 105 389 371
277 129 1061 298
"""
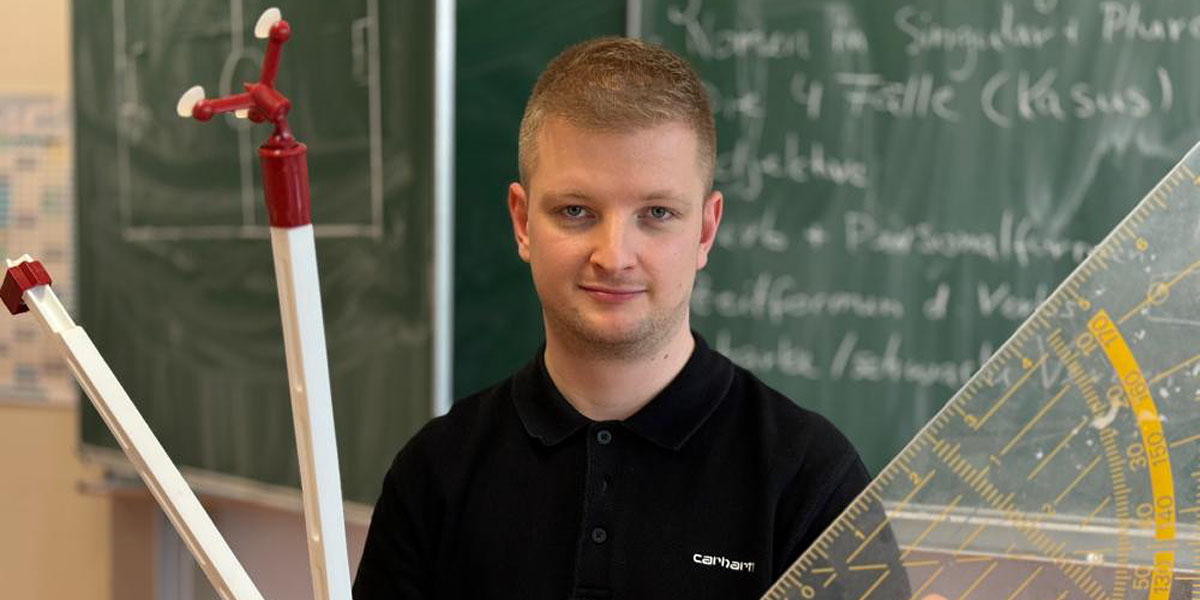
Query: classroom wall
0 1 115 599
1 0 70 95
0 405 113 599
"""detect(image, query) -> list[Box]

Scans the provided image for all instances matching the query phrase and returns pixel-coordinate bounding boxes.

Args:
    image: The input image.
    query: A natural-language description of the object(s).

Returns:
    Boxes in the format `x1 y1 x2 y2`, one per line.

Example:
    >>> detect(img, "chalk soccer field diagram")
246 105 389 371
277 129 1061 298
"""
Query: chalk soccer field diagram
111 0 384 241
763 145 1200 598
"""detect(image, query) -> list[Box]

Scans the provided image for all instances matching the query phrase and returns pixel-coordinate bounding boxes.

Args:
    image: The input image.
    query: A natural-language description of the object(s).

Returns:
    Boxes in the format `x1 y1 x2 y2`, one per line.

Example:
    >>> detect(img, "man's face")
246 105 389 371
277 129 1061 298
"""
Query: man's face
508 117 723 357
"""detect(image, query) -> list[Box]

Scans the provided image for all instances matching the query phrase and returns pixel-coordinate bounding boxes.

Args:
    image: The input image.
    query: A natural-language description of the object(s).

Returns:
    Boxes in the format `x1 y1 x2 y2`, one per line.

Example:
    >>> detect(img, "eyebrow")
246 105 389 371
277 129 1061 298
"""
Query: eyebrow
539 189 693 207
640 191 690 204
540 190 592 204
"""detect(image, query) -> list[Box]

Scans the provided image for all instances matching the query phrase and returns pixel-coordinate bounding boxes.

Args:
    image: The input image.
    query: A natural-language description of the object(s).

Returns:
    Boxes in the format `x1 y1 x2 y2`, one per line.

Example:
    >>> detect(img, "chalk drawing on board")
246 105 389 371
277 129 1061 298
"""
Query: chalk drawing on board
111 0 385 241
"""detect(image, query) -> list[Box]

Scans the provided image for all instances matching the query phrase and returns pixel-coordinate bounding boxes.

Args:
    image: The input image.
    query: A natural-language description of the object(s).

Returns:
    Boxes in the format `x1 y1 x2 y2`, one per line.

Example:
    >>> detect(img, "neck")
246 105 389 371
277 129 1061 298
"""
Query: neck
543 323 695 422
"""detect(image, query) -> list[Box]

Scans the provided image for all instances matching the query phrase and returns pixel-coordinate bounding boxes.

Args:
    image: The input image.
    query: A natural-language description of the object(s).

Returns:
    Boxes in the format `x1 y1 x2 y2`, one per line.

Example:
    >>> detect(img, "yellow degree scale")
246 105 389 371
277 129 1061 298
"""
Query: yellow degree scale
763 144 1200 600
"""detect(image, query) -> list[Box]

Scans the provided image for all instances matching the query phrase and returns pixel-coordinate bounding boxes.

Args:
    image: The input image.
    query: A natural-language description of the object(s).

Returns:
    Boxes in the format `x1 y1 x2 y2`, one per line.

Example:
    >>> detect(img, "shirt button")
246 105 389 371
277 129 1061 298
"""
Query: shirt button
596 429 612 445
590 527 608 544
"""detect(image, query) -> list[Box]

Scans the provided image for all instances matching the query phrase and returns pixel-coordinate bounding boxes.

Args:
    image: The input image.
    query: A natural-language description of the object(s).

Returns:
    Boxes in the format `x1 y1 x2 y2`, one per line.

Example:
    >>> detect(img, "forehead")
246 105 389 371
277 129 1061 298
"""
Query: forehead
530 117 706 201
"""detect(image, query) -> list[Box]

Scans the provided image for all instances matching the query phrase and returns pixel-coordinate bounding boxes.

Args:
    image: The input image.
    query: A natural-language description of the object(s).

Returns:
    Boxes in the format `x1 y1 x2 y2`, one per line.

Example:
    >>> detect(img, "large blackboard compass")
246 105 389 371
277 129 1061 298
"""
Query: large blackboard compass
764 144 1200 598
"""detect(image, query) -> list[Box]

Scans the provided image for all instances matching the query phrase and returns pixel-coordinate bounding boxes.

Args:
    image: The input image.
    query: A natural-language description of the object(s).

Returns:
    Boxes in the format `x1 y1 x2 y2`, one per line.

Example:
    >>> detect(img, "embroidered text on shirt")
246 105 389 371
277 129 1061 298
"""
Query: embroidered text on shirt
692 553 755 572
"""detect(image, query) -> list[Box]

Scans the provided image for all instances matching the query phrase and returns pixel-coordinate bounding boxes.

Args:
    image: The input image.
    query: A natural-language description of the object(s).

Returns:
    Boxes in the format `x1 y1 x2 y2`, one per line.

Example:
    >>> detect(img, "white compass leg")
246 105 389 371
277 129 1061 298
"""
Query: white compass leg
268 224 353 600
20 282 264 600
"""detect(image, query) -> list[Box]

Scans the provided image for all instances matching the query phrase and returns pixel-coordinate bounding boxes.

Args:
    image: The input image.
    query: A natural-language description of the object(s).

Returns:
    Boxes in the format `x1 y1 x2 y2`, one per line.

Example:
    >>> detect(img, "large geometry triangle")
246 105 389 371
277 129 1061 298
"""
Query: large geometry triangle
764 143 1200 599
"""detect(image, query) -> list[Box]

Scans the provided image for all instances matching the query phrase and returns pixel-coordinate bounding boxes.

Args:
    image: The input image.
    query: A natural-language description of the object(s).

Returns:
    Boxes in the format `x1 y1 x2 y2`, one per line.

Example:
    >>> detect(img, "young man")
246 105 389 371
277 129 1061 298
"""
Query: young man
353 37 882 599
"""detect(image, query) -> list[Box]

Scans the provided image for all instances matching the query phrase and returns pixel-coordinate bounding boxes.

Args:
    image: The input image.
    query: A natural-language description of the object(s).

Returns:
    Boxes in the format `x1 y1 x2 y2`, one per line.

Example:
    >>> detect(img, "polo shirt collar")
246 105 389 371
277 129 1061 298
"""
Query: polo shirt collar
512 332 735 451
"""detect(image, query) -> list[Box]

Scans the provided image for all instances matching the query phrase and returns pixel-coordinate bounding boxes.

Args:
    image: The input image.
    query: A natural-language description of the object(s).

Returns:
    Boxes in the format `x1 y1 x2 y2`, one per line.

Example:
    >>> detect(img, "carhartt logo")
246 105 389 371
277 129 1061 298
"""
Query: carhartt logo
692 553 755 573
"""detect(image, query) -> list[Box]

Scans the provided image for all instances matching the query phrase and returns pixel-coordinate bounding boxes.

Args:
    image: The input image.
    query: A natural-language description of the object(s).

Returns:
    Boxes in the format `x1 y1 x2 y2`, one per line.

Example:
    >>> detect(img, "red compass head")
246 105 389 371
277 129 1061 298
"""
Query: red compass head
1 256 52 315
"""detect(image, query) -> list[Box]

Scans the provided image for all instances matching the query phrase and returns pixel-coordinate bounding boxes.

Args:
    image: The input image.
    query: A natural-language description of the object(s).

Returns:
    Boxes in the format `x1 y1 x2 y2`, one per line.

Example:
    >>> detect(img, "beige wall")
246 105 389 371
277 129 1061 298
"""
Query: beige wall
0 406 113 600
0 1 114 599
1 0 70 95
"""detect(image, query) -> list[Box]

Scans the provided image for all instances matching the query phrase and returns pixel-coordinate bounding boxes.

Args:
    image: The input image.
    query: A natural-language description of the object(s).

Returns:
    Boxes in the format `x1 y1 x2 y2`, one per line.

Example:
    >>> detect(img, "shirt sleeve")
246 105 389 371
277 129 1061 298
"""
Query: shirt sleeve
352 439 440 599
774 441 911 597
775 450 872 574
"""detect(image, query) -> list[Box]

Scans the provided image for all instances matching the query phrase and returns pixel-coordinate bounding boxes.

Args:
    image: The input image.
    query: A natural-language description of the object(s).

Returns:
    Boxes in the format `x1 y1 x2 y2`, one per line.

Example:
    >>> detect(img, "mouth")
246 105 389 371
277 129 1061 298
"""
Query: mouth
579 285 645 303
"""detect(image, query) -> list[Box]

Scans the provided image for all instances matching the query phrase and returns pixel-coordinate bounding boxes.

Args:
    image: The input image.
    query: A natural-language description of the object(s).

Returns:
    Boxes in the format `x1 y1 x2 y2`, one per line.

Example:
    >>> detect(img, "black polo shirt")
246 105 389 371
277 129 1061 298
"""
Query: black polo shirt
353 333 872 599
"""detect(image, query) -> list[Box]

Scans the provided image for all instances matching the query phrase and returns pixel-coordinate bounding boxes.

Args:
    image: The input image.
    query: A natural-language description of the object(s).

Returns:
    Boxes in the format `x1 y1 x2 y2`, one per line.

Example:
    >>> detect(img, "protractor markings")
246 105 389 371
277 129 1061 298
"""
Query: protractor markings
896 461 922 485
1014 337 1037 361
1165 164 1190 193
901 559 940 568
906 565 945 600
846 520 866 540
1005 566 1044 600
953 555 993 564
1047 329 1106 421
1062 287 1091 312
1050 455 1103 507
963 354 1046 431
900 494 963 560
781 570 803 586
851 569 889 600
999 384 1071 456
1040 296 1066 321
1116 227 1138 246
1097 426 1130 518
1010 337 1032 361
955 523 988 553
1026 416 1089 481
958 561 999 600
1169 432 1200 449
846 563 888 572
1149 351 1200 385
1130 210 1148 227
1088 310 1177 541
932 439 1109 600
1079 496 1111 528
847 467 933 562
771 569 800 592
1148 186 1171 210
1118 257 1200 325
820 568 837 588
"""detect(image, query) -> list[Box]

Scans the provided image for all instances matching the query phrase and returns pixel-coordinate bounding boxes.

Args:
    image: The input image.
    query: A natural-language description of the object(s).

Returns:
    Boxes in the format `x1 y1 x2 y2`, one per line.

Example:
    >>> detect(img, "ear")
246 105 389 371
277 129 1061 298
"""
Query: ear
508 182 532 263
696 190 723 270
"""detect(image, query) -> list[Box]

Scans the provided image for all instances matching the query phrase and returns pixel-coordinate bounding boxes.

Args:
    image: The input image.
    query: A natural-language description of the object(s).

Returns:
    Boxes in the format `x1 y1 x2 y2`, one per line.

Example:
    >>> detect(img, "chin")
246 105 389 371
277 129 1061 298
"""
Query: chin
566 314 678 358
544 297 687 355
578 320 648 346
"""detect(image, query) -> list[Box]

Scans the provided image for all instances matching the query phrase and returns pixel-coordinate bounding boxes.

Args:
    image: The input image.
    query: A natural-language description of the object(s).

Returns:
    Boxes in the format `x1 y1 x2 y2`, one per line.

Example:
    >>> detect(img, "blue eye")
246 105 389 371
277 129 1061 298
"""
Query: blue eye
561 205 587 219
647 206 675 221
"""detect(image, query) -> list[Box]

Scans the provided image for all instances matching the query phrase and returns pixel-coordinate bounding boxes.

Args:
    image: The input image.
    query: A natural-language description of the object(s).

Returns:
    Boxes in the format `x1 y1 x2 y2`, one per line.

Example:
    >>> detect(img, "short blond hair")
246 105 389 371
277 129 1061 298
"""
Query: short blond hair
518 37 716 191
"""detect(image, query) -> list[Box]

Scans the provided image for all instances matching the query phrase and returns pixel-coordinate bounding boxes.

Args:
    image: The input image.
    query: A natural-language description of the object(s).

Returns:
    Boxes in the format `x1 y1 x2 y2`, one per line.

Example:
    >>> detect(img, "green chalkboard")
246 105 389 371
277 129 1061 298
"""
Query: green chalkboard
74 0 432 504
454 0 627 397
637 0 1200 473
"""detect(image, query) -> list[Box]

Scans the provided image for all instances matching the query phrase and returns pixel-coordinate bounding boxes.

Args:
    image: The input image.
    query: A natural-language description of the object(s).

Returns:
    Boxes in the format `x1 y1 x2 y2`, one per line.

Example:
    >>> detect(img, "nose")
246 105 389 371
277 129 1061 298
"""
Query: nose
589 216 637 274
